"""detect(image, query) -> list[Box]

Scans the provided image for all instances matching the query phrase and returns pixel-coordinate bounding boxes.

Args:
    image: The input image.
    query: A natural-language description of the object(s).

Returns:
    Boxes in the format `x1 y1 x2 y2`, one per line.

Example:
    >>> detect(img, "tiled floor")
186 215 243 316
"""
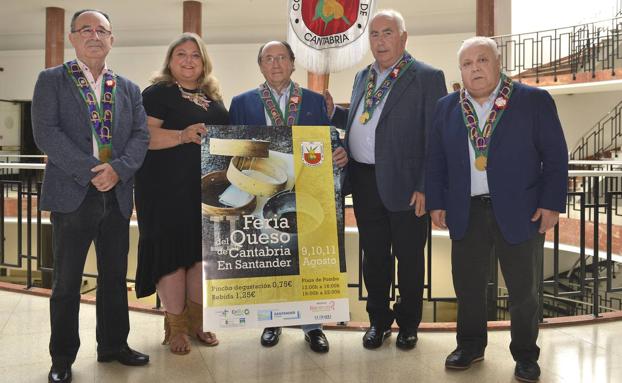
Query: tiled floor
1 289 621 383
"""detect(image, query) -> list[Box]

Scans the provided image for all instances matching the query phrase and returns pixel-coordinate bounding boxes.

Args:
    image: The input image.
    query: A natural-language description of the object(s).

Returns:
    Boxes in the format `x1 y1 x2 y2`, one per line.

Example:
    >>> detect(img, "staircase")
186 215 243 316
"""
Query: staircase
570 99 622 160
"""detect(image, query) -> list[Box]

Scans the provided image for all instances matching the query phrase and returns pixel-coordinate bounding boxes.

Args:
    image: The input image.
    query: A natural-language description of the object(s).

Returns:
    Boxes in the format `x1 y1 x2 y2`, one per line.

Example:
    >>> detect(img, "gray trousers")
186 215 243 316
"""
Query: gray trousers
451 197 543 362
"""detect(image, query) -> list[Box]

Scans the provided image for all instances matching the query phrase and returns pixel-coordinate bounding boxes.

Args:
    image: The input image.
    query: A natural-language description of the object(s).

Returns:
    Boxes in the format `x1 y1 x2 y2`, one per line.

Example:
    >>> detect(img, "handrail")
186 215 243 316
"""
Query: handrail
569 160 622 165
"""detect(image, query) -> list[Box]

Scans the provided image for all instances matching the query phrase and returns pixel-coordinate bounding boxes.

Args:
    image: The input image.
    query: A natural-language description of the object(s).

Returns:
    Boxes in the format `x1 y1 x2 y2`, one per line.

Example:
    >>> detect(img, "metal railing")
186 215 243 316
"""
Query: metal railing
1 160 621 322
570 100 622 160
492 16 622 83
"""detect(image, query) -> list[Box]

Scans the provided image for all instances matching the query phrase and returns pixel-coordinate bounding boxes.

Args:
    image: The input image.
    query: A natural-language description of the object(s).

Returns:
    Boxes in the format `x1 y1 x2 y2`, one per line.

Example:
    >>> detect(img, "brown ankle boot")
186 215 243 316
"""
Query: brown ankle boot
186 299 219 346
163 307 191 355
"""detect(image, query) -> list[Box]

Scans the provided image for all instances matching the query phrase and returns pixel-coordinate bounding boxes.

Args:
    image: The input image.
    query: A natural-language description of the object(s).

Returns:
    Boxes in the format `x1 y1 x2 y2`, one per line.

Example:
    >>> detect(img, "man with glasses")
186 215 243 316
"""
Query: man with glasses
32 9 150 382
228 40 348 353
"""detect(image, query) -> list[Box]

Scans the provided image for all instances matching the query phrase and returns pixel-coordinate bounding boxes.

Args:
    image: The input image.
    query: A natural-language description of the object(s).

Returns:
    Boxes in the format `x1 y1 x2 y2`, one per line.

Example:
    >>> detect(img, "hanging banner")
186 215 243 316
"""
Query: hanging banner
201 125 349 329
287 0 376 74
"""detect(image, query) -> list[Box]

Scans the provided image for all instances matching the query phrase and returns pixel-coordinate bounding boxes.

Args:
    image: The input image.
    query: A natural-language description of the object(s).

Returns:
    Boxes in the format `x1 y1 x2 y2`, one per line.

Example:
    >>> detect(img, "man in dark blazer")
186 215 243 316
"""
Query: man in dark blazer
326 9 447 350
229 40 347 353
425 36 568 382
32 9 150 383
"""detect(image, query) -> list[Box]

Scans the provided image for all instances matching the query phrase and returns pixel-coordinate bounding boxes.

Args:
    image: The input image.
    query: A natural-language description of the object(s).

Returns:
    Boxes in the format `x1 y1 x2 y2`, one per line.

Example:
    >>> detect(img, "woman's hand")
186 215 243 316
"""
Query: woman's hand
180 123 207 145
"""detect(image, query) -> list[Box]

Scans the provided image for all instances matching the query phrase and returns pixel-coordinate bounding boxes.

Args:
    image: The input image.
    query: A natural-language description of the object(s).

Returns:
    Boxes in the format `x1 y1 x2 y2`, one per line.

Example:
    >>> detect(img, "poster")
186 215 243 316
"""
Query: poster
201 125 349 329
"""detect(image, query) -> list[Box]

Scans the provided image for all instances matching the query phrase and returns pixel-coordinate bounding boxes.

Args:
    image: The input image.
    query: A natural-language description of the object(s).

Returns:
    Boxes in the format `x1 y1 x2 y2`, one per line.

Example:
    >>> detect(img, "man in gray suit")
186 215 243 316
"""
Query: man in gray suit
32 9 150 383
326 9 446 350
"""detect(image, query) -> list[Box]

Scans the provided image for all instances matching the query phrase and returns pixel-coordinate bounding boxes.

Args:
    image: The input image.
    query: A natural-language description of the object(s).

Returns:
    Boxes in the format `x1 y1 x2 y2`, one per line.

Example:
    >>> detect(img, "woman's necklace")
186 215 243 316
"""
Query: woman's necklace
177 82 211 111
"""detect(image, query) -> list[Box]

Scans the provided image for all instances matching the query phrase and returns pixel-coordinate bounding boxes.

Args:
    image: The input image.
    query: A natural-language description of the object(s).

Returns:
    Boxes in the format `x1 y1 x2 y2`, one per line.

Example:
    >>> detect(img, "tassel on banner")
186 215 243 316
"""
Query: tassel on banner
287 0 376 75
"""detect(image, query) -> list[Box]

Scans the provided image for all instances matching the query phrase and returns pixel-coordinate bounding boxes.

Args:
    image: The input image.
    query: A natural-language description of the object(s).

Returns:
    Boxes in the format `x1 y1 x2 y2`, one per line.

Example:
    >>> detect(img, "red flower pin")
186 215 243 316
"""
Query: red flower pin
290 96 299 104
105 79 116 87
390 68 399 79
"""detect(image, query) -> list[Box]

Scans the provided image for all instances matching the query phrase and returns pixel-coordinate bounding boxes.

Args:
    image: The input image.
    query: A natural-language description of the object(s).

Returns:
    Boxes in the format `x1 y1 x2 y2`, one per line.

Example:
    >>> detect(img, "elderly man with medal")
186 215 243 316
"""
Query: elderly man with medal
425 36 568 383
325 9 447 351
229 40 348 353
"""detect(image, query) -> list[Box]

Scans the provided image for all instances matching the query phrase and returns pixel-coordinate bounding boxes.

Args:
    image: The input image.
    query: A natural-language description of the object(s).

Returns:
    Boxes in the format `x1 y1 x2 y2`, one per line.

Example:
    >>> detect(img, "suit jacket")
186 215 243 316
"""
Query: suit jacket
32 64 149 219
425 82 568 244
333 59 447 212
229 86 330 126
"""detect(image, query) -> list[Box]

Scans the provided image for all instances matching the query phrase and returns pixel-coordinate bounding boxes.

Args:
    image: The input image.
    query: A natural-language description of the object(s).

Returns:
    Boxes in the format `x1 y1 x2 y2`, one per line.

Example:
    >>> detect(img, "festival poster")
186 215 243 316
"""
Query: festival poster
201 125 349 329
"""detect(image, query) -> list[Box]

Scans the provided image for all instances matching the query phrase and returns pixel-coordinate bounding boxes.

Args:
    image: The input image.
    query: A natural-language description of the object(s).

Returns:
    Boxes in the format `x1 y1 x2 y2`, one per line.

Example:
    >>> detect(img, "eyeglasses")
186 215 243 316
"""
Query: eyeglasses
261 55 290 65
71 27 112 38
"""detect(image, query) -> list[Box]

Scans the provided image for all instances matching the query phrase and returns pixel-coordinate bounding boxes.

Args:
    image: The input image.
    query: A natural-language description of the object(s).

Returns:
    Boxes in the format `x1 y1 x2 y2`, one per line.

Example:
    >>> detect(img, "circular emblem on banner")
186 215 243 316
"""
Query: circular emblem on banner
289 0 372 50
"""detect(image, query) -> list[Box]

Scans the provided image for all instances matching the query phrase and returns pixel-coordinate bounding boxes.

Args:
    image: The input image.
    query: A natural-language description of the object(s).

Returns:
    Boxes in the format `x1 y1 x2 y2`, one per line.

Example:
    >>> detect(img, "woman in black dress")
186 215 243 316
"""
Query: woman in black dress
135 33 228 354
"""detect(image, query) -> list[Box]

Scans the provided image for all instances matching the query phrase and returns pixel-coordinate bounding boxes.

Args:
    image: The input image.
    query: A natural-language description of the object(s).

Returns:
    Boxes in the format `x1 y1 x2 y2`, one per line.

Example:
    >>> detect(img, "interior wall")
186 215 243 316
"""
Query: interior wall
3 31 614 149
0 32 471 107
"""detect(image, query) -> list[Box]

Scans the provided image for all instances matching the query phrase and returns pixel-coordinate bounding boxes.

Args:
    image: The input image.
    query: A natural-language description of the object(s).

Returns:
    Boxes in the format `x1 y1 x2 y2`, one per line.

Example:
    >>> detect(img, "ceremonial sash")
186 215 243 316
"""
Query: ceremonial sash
258 82 302 126
359 52 414 124
65 60 115 162
459 74 513 171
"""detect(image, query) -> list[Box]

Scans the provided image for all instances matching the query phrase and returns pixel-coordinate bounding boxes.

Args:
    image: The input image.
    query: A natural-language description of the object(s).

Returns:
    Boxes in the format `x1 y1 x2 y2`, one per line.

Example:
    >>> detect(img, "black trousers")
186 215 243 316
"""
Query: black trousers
452 197 543 362
49 186 130 366
349 161 427 329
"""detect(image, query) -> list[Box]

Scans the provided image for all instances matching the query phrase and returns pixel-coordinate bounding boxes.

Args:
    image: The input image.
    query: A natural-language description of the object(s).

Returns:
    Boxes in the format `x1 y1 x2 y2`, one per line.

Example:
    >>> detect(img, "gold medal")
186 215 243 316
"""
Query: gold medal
475 155 487 171
359 112 369 124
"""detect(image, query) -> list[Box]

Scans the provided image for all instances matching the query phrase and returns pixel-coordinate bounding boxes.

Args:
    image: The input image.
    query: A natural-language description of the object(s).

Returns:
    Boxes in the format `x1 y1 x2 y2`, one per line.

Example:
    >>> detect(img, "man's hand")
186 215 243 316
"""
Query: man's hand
323 89 335 117
332 146 348 168
430 209 447 229
531 208 560 233
409 191 426 217
91 163 120 192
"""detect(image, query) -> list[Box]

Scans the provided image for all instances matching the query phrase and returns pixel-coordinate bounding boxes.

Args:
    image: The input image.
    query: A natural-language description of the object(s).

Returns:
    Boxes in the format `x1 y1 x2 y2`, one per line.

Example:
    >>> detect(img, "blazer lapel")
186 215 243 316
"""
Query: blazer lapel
451 102 472 170
347 67 369 129
64 70 91 125
377 63 417 124
487 92 516 157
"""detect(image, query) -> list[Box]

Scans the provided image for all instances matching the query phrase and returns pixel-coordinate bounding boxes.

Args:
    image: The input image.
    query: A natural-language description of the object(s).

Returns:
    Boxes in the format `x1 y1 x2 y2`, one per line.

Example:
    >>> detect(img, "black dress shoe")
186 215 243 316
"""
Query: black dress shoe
362 326 391 349
445 348 485 369
304 329 329 353
515 360 541 382
97 345 149 366
396 328 418 350
48 364 72 383
260 327 282 347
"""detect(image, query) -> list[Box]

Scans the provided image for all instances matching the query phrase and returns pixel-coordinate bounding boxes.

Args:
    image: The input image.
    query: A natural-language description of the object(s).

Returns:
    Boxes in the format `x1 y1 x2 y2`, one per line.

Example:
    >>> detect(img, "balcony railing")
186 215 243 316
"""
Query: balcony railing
1 159 621 322
492 16 622 83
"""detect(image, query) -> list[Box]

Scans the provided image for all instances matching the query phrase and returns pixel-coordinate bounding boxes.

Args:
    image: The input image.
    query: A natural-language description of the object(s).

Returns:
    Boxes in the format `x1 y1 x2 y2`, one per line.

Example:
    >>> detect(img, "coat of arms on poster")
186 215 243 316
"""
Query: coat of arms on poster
288 0 376 74
301 141 324 166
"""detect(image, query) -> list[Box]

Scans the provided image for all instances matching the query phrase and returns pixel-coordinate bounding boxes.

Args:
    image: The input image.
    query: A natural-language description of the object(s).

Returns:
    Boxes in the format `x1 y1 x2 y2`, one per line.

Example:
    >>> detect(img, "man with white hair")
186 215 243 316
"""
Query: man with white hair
326 9 447 350
425 36 568 382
